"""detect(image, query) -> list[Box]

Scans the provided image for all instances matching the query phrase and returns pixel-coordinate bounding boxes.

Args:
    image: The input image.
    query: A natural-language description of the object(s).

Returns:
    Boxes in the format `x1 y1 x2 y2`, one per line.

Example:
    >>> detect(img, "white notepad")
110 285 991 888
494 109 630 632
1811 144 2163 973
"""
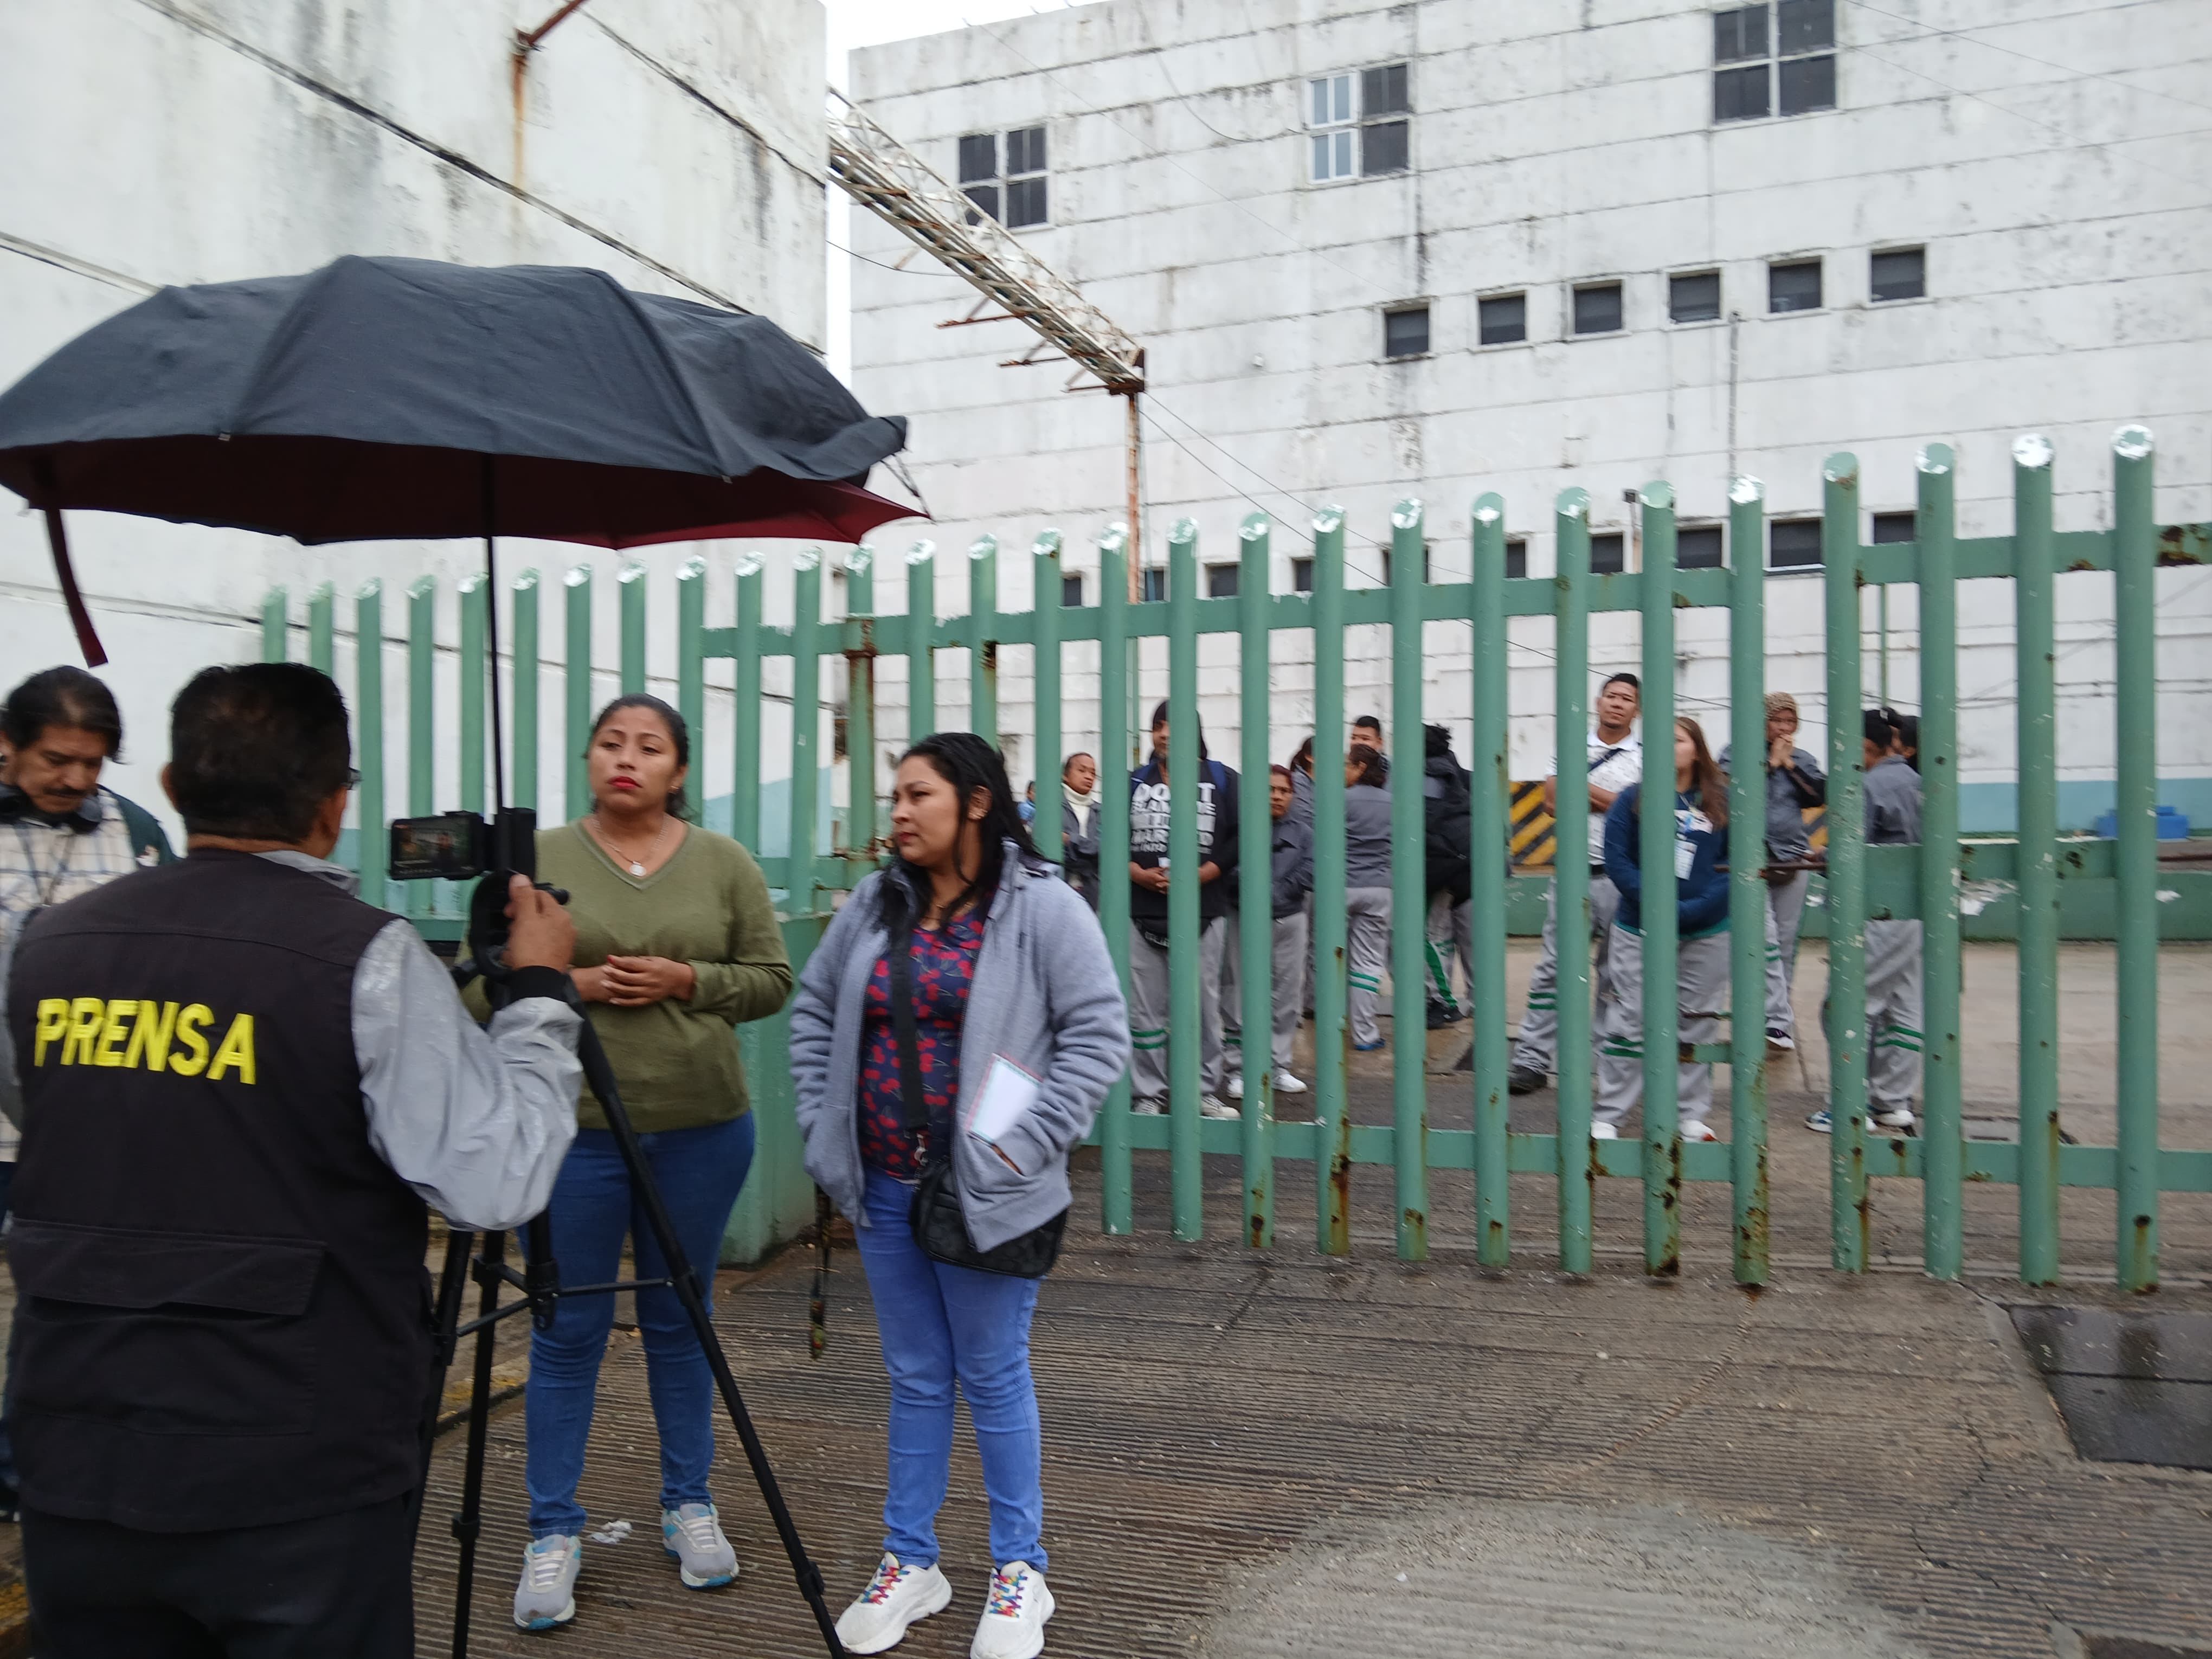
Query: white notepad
967 1054 1043 1168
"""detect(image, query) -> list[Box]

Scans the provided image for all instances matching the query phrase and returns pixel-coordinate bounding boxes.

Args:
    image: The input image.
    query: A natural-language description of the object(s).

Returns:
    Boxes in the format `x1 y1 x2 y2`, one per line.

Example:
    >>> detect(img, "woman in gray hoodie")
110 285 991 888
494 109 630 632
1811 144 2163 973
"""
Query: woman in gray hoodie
789 732 1129 1659
1343 743 1394 1050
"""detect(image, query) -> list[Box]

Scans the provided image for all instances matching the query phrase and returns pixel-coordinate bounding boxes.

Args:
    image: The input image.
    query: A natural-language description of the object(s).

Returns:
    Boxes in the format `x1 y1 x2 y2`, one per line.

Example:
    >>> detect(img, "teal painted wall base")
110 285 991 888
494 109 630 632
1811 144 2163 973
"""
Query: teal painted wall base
1961 776 2209 834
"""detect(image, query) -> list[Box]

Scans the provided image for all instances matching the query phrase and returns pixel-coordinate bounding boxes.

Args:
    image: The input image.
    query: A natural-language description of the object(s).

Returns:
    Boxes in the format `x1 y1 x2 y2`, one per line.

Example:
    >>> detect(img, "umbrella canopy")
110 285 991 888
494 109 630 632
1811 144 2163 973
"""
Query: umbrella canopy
0 255 918 659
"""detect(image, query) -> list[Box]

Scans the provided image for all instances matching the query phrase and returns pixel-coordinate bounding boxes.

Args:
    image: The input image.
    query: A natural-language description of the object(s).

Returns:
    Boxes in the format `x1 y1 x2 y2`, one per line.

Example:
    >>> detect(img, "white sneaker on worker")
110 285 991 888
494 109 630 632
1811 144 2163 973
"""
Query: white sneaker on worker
1274 1069 1308 1094
662 1502 738 1589
1200 1094 1240 1120
1590 1123 1619 1141
1680 1120 1718 1142
970 1561 1054 1659
835 1553 954 1655
1226 1072 1244 1099
1130 1096 1166 1115
512 1533 582 1631
1871 1107 1917 1133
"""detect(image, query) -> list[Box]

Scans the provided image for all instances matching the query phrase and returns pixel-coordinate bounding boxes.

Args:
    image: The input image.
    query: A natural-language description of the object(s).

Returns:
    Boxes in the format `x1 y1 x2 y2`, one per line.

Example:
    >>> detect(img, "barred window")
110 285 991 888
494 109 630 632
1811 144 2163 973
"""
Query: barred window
1714 1 1836 124
959 126 1048 228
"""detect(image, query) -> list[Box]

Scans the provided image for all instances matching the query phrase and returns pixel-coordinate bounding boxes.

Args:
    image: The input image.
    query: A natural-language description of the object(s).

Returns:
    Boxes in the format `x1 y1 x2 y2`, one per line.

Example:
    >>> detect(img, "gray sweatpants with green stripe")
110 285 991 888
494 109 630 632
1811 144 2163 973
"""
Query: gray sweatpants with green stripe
1346 887 1392 1046
1510 873 1621 1074
1594 924 1731 1129
1128 917 1229 1099
1866 918 1924 1112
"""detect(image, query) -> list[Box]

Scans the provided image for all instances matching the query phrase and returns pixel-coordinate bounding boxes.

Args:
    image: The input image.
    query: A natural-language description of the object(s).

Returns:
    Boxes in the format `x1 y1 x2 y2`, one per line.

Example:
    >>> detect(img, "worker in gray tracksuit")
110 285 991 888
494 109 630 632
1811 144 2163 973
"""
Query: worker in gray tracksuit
1509 672 1643 1093
1861 708 1925 1130
1719 691 1827 1050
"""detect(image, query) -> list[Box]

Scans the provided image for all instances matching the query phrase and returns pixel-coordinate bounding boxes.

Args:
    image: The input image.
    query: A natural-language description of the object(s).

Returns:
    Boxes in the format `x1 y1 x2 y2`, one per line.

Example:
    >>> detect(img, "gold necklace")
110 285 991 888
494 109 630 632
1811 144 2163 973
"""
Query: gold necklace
590 812 671 877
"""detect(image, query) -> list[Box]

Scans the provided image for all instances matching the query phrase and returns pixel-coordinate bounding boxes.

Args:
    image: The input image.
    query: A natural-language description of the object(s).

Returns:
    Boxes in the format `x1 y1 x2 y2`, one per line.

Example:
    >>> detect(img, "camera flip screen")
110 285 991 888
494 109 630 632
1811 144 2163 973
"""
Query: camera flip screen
388 811 487 882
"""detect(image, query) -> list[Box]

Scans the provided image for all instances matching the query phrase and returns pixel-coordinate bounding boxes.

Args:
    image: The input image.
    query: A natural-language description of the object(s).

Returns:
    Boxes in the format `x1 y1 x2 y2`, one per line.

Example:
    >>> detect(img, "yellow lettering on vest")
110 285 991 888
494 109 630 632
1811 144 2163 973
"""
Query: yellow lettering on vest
32 1000 69 1067
124 1001 180 1073
169 1005 214 1077
93 1001 137 1067
206 1014 256 1085
61 998 106 1066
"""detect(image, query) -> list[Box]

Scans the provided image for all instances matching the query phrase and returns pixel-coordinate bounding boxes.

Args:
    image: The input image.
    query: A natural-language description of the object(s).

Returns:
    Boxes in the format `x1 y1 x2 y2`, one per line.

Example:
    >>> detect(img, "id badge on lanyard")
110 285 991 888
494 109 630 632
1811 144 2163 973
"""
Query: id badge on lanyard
1675 802 1711 880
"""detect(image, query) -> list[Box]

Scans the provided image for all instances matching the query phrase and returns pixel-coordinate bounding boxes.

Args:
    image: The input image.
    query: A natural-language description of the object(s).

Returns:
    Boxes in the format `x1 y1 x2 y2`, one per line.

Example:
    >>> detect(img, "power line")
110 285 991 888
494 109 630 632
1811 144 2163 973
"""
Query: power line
1841 0 2212 120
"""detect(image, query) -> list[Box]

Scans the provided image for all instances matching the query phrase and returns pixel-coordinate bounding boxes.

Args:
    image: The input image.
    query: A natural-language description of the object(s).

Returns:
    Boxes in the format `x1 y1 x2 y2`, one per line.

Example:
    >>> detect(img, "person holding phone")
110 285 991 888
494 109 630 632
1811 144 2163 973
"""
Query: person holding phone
789 733 1128 1659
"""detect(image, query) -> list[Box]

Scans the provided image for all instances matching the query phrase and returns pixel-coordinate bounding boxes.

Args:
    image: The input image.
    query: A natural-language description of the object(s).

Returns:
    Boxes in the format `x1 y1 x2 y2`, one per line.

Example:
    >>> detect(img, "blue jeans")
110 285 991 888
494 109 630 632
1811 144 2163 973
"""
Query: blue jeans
855 1168 1045 1571
524 1116 755 1537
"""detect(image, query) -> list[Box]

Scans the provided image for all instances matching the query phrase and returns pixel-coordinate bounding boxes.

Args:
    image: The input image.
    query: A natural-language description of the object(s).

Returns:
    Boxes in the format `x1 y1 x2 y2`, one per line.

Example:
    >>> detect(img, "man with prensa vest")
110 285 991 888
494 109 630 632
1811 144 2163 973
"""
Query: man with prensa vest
0 661 584 1658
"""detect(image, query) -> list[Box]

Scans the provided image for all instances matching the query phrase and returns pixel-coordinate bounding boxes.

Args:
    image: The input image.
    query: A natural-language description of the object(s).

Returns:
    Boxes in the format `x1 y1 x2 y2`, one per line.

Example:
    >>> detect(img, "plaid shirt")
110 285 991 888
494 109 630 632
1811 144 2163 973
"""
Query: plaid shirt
0 785 173 1159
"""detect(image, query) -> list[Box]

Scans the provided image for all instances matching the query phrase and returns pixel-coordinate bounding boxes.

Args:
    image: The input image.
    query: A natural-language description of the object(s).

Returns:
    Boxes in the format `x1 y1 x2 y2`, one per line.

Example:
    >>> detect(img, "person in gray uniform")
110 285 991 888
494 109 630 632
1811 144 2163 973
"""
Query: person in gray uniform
1229 766 1315 1099
1811 709 1926 1135
1719 692 1827 1050
1343 744 1394 1050
1509 672 1642 1093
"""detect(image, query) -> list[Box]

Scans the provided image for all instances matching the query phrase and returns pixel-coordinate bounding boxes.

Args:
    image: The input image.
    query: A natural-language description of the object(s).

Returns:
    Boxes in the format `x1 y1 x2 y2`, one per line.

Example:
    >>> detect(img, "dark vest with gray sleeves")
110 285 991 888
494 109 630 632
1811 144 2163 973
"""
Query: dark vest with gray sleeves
4 850 429 1532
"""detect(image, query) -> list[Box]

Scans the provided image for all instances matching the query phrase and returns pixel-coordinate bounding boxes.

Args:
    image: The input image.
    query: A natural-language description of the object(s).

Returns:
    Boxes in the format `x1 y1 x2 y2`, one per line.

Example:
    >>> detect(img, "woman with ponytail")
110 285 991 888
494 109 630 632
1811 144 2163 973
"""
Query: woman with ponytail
789 733 1129 1659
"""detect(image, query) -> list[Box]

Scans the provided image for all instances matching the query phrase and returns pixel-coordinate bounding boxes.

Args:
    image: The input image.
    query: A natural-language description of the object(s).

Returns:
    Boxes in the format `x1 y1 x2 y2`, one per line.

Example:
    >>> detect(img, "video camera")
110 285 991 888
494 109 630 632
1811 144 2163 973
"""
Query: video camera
387 807 564 978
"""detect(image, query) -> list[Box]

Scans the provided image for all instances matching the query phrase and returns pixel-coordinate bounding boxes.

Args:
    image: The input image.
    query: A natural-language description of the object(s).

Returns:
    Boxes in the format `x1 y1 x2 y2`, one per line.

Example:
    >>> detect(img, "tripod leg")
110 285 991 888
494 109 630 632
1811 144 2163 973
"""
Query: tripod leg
574 1025 848 1658
450 1229 508 1659
412 1227 477 1548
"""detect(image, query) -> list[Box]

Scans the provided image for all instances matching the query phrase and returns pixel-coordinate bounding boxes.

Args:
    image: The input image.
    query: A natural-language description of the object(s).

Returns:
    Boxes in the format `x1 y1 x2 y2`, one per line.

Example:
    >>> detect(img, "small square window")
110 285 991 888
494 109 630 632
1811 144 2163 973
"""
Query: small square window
1670 271 1722 323
1310 74 1353 126
1591 532 1626 575
1714 62 1770 121
1384 306 1430 358
963 184 1000 225
1778 53 1836 114
1573 282 1623 335
1311 129 1355 181
1139 568 1167 603
1062 574 1084 607
958 133 998 184
1361 119 1410 176
1770 518 1823 569
1871 247 1925 302
1769 258 1823 312
1293 558 1315 593
1378 545 1433 586
1777 0 1835 54
1206 564 1239 599
1479 293 1527 345
1504 538 1528 580
1005 126 1046 177
1714 4 1769 63
1362 62 1411 116
1005 176 1048 227
1678 525 1726 568
1870 511 1916 545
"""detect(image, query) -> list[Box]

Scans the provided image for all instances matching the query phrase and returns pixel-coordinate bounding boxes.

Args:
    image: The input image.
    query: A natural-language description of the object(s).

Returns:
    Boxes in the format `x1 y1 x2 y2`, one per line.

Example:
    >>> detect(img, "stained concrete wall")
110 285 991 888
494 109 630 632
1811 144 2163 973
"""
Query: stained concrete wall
847 0 2212 828
0 0 829 837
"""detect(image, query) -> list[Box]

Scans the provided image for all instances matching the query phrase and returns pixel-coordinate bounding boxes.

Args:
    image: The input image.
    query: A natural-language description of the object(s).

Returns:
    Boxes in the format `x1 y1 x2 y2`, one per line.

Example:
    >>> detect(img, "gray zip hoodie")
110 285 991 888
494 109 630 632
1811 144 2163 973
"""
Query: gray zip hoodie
788 844 1131 1252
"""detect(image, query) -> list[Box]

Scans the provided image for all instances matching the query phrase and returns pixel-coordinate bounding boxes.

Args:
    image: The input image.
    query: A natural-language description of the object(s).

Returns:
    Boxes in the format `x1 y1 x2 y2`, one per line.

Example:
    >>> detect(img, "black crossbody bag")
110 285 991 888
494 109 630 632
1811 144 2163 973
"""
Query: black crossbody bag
887 928 1067 1279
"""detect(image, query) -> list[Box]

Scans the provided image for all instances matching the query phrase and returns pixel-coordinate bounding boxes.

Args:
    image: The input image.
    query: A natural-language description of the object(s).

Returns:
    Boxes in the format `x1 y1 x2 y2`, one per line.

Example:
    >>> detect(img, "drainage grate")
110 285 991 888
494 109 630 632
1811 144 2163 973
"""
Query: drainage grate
2012 1306 2212 1470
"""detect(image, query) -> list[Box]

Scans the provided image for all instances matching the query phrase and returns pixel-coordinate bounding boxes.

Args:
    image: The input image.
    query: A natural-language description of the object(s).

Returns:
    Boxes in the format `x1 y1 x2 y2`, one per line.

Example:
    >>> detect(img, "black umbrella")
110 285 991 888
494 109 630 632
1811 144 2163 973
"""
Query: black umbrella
0 254 917 664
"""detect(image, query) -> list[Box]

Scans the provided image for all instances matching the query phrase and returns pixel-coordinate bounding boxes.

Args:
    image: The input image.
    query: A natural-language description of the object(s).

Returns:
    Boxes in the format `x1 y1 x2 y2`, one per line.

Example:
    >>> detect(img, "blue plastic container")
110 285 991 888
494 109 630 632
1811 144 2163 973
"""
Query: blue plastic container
2092 805 2190 840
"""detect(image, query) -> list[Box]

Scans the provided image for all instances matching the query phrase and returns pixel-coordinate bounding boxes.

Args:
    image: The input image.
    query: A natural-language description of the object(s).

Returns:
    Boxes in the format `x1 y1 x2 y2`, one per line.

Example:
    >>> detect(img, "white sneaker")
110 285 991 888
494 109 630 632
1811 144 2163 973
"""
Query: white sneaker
661 1501 737 1589
1273 1069 1308 1094
1200 1094 1240 1120
1680 1120 1718 1143
513 1533 581 1631
1226 1071 1245 1099
1130 1096 1166 1115
1871 1107 1917 1134
1590 1123 1619 1141
971 1561 1054 1659
836 1553 953 1655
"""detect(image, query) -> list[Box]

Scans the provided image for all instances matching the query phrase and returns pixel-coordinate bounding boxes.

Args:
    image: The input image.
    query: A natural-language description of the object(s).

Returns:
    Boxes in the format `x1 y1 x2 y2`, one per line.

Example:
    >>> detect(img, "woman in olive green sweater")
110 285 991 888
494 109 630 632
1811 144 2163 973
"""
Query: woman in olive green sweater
507 694 792 1633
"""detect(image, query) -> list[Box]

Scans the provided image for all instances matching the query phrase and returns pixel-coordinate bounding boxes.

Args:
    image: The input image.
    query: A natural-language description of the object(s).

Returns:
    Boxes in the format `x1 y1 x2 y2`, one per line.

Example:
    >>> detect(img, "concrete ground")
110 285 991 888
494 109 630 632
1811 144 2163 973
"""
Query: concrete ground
405 941 2212 1658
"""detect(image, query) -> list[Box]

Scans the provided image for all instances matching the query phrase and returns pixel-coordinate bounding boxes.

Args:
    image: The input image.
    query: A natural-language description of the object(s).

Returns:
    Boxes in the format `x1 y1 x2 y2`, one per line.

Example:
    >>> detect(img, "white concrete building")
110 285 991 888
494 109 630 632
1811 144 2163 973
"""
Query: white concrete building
848 0 2212 830
2 0 829 841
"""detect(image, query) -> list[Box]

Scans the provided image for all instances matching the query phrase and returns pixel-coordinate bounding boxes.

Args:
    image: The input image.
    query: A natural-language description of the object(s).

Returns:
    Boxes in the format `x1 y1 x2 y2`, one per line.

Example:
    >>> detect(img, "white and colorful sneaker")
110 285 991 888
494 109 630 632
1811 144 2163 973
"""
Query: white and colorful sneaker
970 1562 1054 1659
835 1552 953 1655
513 1533 582 1631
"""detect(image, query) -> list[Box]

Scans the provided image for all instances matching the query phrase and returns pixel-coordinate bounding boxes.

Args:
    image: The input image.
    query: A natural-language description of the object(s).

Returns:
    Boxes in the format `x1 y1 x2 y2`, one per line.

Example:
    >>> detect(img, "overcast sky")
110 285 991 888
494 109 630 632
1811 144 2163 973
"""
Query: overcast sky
821 2 1086 380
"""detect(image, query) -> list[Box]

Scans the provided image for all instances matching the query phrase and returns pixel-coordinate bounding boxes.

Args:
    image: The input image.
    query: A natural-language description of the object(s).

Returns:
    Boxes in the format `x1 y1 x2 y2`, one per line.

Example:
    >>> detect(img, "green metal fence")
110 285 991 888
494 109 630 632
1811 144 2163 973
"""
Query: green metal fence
261 429 2210 1288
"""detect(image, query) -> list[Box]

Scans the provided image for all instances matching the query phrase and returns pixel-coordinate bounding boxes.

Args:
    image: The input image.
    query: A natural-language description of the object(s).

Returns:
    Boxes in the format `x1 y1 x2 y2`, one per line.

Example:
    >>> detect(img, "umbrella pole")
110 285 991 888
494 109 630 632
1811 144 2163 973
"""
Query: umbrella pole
480 456 507 817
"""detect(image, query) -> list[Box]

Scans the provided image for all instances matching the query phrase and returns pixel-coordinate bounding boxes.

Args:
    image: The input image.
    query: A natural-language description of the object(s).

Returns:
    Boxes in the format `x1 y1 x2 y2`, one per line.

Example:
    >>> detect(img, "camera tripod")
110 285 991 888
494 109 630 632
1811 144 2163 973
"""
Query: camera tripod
413 867 848 1659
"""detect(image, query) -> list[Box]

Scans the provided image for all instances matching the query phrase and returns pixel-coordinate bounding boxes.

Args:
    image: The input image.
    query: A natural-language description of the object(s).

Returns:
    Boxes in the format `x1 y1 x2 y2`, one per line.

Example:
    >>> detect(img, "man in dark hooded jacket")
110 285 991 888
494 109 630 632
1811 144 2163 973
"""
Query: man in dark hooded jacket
1421 725 1474 1026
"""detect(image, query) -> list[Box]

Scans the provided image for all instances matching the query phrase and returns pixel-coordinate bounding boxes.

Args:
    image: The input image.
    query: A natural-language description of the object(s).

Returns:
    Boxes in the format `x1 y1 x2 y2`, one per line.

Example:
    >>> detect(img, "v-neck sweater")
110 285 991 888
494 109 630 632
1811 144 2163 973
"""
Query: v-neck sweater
509 821 792 1133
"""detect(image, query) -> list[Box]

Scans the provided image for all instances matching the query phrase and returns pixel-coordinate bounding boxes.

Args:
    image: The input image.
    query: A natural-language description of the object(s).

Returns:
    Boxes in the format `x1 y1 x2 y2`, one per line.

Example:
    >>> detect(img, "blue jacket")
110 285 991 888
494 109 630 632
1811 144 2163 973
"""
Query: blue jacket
1604 784 1731 940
